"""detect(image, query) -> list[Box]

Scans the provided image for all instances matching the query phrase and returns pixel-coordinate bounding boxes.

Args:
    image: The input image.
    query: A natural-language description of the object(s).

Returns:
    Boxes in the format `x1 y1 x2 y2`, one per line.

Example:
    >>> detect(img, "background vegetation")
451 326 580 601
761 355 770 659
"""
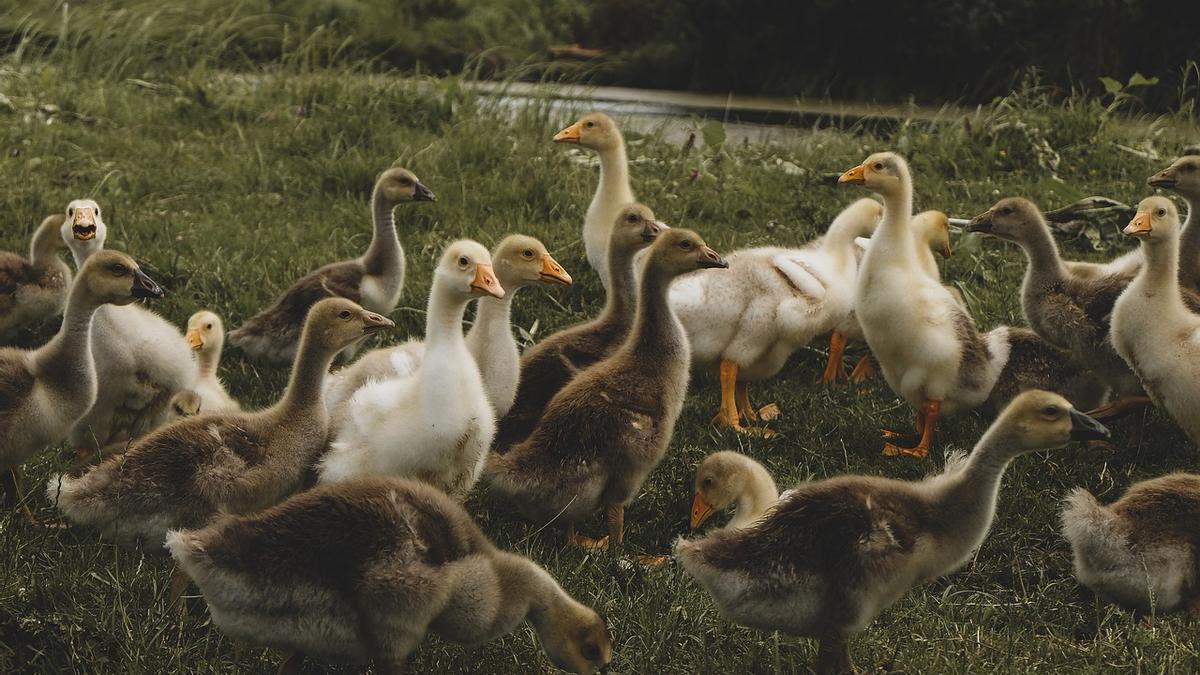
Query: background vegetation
1 3 1199 674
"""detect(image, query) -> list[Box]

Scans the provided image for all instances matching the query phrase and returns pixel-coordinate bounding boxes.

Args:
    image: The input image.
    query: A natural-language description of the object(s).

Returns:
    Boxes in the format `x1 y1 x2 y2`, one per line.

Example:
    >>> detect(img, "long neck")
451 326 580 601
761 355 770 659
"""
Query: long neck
196 344 221 378
465 290 516 358
276 329 336 416
30 220 65 267
69 240 102 268
361 192 401 277
1134 235 1184 310
423 279 471 357
931 428 1018 543
730 467 780 529
1018 222 1068 281
33 283 100 381
597 245 639 324
595 142 633 209
1177 194 1200 288
870 184 918 265
625 259 682 362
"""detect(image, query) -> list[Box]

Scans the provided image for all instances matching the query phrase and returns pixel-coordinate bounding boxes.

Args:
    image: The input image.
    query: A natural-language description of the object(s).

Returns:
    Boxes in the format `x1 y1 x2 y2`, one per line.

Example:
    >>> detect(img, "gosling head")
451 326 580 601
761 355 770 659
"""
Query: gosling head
538 598 614 675
645 228 728 278
828 198 884 240
375 167 436 205
609 203 668 258
993 390 1109 455
913 210 954 258
185 310 226 356
1124 196 1181 244
60 199 108 265
303 297 394 352
553 112 623 152
837 151 910 197
437 240 505 299
168 390 202 419
491 234 571 292
77 249 163 306
1148 155 1200 198
690 450 767 530
965 197 1044 247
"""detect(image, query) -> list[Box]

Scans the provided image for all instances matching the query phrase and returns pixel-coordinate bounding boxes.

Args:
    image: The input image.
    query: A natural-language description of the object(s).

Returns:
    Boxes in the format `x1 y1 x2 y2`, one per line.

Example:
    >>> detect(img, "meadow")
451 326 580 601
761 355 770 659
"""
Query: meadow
1 46 1200 674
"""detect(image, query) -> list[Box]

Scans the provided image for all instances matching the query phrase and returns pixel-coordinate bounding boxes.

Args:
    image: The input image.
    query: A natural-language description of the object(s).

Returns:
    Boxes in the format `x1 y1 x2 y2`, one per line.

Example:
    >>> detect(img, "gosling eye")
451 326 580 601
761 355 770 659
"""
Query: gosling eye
205 323 214 330
873 162 884 171
111 264 128 275
625 213 639 223
458 256 469 268
337 309 352 319
94 207 100 215
580 642 600 662
679 239 694 251
585 121 595 129
701 477 712 488
522 249 535 259
1157 208 1167 217
1041 405 1060 417
999 206 1012 215
67 207 74 216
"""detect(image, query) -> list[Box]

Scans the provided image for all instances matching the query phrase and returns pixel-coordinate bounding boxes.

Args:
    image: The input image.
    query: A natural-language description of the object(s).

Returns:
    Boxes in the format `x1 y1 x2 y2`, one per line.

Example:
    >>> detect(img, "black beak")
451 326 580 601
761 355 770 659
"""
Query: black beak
414 181 437 202
1148 172 1178 189
1069 408 1110 442
599 665 610 675
965 211 994 235
130 268 164 299
641 220 668 242
696 246 729 269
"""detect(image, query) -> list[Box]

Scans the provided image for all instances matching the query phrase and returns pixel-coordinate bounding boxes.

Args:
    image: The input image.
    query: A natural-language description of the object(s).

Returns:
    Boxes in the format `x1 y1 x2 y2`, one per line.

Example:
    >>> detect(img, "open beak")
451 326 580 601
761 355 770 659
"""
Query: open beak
538 254 572 285
965 210 995 236
1069 408 1110 442
696 246 729 269
553 121 583 143
690 493 715 529
413 181 437 202
72 207 98 240
130 268 164 299
185 328 204 351
1148 169 1178 189
1124 212 1153 237
471 263 505 299
642 219 668 242
360 311 395 335
838 163 867 186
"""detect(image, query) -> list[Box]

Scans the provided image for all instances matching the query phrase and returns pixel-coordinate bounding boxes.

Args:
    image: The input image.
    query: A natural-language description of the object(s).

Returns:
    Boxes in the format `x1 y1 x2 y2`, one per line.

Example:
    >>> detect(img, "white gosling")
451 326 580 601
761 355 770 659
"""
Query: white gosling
185 310 240 413
689 451 780 531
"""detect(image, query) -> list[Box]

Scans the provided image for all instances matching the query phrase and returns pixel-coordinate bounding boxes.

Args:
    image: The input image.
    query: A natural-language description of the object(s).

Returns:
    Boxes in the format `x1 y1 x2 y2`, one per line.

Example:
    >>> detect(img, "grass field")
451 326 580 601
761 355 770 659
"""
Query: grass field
1 54 1200 673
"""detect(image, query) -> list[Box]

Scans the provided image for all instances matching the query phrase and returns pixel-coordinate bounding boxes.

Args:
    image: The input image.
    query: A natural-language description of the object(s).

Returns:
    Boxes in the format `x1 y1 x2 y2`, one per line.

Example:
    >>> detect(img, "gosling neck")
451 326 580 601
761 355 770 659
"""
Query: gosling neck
465 285 518 356
195 343 222 379
276 327 338 417
1176 193 1200 290
30 216 67 267
868 181 918 266
933 425 1021 543
729 465 780 529
1017 220 1069 283
32 281 102 384
361 191 402 278
597 243 642 326
625 257 686 363
594 140 634 214
423 277 473 358
512 555 582 644
1133 233 1184 311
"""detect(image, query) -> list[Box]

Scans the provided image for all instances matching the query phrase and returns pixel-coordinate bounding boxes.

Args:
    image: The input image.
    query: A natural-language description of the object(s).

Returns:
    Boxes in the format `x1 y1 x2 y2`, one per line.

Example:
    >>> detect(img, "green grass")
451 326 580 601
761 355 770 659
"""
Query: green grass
1 61 1199 673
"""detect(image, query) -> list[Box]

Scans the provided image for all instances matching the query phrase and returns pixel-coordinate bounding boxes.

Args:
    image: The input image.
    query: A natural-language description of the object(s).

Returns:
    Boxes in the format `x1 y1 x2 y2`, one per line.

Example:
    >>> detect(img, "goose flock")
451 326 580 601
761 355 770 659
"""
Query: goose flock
1 112 1198 674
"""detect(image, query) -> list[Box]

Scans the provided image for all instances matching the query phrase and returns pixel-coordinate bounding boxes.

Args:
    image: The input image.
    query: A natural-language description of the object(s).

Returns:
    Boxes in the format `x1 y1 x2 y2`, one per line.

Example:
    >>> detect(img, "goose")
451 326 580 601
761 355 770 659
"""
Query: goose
840 153 1108 457
676 391 1110 675
0 250 162 524
47 298 394 553
0 213 71 341
325 235 572 418
825 209 956 384
167 477 613 674
492 204 666 454
1062 472 1200 615
185 310 240 413
689 451 779 531
488 229 728 553
554 112 635 288
1110 196 1200 444
963 196 1199 420
318 241 504 500
1148 155 1200 291
228 168 434 364
669 198 881 434
58 201 199 457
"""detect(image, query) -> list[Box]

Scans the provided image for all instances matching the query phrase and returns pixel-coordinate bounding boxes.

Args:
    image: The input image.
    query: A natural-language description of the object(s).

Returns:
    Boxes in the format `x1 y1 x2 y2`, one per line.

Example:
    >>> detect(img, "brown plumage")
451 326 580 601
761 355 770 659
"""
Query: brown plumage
492 204 666 454
167 477 613 674
987 327 1107 411
488 228 728 550
0 213 71 340
49 298 394 548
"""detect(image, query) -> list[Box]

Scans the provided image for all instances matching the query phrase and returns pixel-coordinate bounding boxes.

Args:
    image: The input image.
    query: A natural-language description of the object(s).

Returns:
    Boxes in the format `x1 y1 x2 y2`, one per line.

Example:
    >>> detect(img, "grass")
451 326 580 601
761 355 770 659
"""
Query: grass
1 56 1200 673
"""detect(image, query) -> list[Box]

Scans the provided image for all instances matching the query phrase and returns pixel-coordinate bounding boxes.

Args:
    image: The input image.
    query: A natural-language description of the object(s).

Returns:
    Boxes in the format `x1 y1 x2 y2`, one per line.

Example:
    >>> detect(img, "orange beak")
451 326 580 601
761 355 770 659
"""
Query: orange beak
72 207 97 240
838 163 867 186
539 254 572 285
1125 212 1153 237
471 263 505 299
185 328 204 351
689 493 716 530
553 121 583 143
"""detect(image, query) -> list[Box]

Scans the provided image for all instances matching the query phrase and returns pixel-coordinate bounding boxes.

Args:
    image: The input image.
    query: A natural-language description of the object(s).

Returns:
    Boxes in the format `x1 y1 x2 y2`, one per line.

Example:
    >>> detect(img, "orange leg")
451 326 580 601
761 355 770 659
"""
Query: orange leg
566 523 608 551
1086 395 1153 421
821 331 848 384
606 503 625 554
169 564 191 619
711 359 752 433
2 467 36 527
849 355 877 383
734 381 759 422
277 653 304 675
883 400 939 458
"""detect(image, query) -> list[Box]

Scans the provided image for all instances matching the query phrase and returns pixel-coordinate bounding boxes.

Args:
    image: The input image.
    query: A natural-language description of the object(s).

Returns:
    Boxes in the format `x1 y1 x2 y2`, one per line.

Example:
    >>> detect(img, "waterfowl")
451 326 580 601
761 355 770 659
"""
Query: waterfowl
676 391 1110 675
1110 197 1200 444
826 210 957 384
554 112 635 288
185 310 240 414
964 197 1188 419
319 241 504 500
167 477 613 674
0 251 162 524
689 451 779 531
488 229 728 552
1062 472 1200 615
492 204 666 454
228 168 434 364
325 235 571 418
1149 155 1200 291
58 203 199 456
0 213 71 341
670 198 881 434
47 298 393 550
